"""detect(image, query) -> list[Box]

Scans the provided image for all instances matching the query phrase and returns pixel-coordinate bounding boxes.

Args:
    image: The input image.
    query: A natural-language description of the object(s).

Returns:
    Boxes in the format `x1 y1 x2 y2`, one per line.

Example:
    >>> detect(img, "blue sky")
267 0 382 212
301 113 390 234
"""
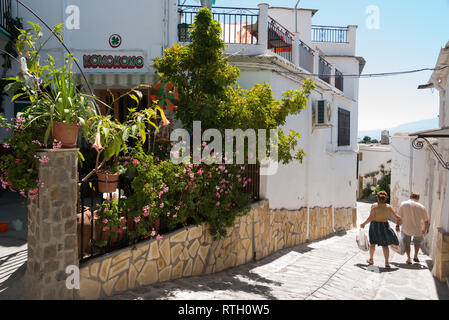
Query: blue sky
189 0 449 131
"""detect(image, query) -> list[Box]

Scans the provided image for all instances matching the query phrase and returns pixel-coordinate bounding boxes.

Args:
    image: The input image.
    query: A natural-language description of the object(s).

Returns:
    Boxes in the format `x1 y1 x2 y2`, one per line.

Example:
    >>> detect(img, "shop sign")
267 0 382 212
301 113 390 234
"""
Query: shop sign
83 54 144 69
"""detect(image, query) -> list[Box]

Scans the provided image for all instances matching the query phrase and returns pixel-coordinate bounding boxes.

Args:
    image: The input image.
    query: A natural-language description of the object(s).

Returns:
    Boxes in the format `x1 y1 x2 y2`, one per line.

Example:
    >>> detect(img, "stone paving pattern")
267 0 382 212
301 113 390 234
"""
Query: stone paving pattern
106 202 449 300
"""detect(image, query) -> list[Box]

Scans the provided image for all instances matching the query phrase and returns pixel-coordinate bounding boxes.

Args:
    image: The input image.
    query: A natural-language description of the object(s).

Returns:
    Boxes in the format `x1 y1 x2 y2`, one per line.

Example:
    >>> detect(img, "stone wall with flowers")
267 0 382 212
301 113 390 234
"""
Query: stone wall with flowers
76 201 356 299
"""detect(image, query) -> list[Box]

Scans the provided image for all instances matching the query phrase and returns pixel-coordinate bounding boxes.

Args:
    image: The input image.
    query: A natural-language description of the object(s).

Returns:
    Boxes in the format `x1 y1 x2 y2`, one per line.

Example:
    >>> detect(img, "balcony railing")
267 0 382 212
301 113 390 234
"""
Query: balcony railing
312 25 348 43
335 69 344 92
298 39 314 73
319 56 331 84
178 5 259 44
0 0 12 35
177 5 347 93
267 17 293 62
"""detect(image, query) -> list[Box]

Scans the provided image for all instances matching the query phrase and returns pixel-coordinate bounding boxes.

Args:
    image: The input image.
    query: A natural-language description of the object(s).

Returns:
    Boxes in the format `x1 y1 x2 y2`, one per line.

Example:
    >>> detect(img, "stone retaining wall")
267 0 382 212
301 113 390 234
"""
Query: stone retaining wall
434 228 449 282
77 201 356 299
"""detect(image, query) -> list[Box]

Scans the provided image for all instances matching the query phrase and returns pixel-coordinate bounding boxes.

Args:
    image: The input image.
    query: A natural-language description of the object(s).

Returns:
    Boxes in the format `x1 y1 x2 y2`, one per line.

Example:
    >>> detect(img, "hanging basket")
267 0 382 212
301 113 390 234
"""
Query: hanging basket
97 172 120 193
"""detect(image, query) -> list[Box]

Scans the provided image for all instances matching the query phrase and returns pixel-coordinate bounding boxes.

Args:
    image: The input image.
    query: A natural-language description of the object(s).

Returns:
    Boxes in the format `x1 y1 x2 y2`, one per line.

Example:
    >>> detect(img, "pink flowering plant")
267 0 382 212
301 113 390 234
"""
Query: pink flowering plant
124 143 252 240
0 116 47 200
93 195 124 247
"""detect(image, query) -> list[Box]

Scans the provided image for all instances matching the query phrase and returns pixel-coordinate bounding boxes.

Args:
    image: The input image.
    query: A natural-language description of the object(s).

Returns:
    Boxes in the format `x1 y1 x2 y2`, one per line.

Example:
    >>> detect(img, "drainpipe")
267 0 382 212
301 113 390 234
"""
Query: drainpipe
295 0 301 33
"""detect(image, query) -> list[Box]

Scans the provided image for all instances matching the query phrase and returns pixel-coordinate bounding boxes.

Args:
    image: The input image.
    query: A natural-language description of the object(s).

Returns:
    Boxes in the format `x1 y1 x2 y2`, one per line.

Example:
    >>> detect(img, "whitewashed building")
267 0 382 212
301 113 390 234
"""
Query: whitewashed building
357 143 392 199
218 4 365 225
391 41 449 282
4 1 364 233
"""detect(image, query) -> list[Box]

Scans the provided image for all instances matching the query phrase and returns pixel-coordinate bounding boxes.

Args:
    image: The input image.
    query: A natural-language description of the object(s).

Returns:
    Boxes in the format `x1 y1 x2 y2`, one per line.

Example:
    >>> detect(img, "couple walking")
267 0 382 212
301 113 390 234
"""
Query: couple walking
360 191 430 268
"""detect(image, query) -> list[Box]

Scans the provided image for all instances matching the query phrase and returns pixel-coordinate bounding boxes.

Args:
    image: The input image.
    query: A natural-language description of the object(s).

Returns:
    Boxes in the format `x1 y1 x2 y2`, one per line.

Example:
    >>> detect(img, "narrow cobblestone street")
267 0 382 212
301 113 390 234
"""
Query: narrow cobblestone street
107 202 449 300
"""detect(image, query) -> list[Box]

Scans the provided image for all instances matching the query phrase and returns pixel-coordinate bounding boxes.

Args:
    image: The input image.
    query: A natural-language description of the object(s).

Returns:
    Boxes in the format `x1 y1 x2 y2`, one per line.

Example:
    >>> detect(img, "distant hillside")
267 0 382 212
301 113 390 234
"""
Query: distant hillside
358 118 439 141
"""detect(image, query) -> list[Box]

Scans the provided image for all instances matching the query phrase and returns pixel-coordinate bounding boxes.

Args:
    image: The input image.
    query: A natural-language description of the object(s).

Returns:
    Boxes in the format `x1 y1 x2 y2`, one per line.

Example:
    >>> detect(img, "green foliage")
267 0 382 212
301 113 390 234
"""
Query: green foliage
375 168 391 203
93 195 125 247
0 116 45 199
360 136 379 144
124 143 252 241
154 8 239 131
4 22 97 145
155 8 314 164
362 182 373 199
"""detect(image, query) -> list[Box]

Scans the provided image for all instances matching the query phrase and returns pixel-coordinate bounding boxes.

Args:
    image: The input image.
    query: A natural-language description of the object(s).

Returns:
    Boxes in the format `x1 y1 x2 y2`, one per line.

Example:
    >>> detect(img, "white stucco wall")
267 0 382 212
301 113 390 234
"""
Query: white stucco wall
18 0 178 73
235 66 357 210
267 7 313 47
358 145 392 177
324 56 359 102
390 135 413 211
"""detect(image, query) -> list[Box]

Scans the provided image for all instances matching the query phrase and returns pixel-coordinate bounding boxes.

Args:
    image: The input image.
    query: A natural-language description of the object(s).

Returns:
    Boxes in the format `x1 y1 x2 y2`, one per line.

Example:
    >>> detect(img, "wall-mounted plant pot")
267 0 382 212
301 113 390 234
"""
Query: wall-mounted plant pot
0 222 8 233
97 172 120 193
52 122 80 148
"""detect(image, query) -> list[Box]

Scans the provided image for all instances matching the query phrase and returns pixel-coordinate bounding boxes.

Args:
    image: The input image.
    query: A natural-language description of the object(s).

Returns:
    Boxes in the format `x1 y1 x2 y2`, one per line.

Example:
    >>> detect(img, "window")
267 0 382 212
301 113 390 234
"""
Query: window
338 108 350 146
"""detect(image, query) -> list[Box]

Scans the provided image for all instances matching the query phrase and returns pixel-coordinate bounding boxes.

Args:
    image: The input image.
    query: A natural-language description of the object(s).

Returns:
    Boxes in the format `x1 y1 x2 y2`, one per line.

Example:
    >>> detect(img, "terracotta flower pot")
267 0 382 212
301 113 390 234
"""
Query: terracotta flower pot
0 222 8 233
97 172 120 193
52 122 80 148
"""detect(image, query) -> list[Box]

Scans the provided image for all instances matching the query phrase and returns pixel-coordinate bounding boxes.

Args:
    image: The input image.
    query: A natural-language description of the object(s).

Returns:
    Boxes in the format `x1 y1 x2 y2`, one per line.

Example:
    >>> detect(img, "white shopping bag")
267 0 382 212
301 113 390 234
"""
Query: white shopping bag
356 228 369 252
390 231 405 255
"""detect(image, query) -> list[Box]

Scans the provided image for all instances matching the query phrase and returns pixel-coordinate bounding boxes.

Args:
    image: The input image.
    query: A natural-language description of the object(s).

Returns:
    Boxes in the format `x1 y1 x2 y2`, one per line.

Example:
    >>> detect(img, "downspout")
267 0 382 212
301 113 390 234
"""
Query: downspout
295 0 301 33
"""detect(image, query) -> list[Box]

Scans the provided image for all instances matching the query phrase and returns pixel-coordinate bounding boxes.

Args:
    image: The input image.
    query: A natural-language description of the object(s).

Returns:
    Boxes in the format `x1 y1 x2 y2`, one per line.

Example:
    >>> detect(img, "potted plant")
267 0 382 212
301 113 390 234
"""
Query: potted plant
93 196 125 248
4 23 97 148
97 161 126 193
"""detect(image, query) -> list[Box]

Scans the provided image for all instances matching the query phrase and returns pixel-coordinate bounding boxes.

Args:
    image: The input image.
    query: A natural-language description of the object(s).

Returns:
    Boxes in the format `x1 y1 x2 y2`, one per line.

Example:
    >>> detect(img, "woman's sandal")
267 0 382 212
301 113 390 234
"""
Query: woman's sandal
367 259 374 265
385 263 391 269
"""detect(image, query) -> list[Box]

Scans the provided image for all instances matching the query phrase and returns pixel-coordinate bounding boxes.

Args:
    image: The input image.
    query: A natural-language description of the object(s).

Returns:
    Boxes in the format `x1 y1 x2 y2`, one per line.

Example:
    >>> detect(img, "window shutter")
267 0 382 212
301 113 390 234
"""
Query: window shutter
338 108 350 146
317 100 325 124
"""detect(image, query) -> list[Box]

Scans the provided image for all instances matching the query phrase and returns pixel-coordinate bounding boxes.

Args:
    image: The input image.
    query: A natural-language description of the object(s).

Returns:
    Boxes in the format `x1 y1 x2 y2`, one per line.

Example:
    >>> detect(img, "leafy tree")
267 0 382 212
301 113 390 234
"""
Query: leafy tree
360 136 379 144
155 8 314 164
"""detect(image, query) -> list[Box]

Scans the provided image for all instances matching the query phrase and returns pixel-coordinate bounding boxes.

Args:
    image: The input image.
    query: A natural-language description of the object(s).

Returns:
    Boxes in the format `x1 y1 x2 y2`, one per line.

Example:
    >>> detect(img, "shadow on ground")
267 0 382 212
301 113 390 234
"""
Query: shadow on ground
0 250 28 300
105 237 329 300
105 230 353 300
354 263 400 273
424 259 449 300
390 262 428 270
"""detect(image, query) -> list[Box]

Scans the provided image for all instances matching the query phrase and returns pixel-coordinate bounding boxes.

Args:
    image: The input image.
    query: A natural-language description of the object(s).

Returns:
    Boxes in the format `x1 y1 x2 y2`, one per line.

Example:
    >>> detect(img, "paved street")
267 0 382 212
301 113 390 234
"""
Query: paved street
0 199 448 300
0 192 27 298
107 202 449 300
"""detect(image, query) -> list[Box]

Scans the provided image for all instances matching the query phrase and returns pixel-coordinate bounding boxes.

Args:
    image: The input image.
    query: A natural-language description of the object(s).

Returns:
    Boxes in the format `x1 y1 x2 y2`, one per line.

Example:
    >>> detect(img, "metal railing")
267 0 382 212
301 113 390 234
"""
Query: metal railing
178 5 259 44
319 56 331 84
77 176 162 263
242 163 260 202
0 0 12 34
335 69 344 92
312 25 348 43
78 164 260 262
298 39 314 73
267 16 293 62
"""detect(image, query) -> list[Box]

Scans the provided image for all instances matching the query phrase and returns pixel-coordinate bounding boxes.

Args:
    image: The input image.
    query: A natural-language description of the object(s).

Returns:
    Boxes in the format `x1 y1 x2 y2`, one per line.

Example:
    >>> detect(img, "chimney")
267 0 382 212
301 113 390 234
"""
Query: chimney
381 130 390 145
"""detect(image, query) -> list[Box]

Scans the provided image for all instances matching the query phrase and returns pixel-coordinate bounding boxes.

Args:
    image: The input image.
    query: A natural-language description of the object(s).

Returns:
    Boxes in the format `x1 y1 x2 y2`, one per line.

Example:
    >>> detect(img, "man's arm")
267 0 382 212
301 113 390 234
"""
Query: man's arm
422 208 430 235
